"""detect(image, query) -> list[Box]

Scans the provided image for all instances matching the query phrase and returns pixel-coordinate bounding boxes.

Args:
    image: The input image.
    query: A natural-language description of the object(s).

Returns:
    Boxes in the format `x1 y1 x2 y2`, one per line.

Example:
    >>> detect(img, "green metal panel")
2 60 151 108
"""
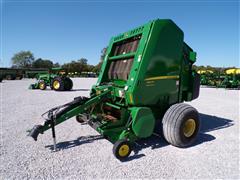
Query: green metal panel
29 19 199 148
130 107 155 138
95 19 196 107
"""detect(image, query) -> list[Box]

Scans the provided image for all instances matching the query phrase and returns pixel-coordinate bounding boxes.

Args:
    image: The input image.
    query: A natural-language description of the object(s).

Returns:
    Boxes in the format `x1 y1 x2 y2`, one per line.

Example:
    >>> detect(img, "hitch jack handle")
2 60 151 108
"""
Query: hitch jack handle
50 111 57 152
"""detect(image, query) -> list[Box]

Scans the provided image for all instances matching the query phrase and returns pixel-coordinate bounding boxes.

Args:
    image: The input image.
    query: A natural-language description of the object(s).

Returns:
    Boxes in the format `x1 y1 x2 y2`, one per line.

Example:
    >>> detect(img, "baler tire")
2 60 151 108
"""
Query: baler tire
113 139 132 160
162 103 200 147
51 77 65 91
39 81 46 90
64 77 73 91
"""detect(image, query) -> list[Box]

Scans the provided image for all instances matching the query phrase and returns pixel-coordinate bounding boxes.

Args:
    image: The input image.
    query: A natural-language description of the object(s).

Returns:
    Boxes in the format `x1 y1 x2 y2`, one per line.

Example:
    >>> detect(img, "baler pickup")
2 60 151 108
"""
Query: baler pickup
28 19 200 160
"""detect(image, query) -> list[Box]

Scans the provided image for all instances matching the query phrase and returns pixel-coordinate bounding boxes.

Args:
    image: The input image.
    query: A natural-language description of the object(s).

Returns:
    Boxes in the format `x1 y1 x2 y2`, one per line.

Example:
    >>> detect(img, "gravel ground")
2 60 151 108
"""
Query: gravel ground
0 78 239 179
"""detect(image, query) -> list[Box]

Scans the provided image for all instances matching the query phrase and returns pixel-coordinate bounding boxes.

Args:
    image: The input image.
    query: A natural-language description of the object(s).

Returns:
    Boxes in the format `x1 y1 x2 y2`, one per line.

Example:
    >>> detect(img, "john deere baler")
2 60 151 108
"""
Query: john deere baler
28 19 200 160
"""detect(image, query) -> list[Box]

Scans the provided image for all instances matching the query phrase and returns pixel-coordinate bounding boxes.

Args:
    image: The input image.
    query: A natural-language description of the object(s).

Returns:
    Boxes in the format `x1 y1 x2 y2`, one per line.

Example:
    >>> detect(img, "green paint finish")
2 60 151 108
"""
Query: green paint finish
130 107 155 138
189 51 197 62
31 19 199 149
108 52 135 60
96 19 197 106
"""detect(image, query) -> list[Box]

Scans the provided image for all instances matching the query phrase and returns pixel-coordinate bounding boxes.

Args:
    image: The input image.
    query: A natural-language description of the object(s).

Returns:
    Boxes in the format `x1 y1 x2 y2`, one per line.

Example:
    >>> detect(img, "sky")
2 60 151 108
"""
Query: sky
0 0 239 67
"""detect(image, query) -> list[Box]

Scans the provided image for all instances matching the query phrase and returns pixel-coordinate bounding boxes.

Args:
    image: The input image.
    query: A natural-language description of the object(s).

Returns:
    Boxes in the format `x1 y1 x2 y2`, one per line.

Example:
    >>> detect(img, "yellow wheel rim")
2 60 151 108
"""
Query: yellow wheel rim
39 82 45 90
183 119 196 137
118 144 130 157
53 81 60 89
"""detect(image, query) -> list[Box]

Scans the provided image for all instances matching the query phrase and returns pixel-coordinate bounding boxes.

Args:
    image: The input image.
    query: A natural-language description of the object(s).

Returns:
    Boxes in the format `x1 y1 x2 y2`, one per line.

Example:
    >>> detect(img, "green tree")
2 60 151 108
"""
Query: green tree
78 58 88 72
62 58 89 74
32 58 53 69
93 47 107 73
78 58 88 65
11 51 35 68
53 62 60 68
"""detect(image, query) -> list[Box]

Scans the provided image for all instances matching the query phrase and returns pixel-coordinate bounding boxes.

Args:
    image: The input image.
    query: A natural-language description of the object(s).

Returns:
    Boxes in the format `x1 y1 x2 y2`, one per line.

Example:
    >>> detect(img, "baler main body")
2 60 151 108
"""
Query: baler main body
29 19 200 159
89 19 199 141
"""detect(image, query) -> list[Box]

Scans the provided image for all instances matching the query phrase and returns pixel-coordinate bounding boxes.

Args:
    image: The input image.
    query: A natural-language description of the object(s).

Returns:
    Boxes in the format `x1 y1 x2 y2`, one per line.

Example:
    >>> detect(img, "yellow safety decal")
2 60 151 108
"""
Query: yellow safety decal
146 80 155 84
145 75 179 81
129 93 133 104
146 84 155 87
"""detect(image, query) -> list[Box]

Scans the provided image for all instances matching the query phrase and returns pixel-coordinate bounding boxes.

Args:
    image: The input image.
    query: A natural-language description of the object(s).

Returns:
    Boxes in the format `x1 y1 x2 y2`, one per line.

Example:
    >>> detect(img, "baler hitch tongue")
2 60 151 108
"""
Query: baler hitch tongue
28 125 44 141
28 108 58 151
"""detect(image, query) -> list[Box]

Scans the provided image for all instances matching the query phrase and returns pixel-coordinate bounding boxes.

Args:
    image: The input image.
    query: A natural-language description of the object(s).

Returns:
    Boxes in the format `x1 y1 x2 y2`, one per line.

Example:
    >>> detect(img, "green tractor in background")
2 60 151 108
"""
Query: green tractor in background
29 67 73 91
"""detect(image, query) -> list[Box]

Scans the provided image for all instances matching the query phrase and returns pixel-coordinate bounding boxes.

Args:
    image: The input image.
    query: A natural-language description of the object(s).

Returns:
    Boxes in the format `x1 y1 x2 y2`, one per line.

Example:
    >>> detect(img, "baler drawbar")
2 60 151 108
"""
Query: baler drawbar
28 19 200 160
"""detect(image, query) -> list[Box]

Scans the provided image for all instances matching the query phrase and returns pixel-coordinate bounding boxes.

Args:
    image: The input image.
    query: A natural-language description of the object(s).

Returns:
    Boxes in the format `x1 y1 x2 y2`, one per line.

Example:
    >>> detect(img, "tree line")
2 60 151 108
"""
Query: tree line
11 49 106 73
11 50 236 74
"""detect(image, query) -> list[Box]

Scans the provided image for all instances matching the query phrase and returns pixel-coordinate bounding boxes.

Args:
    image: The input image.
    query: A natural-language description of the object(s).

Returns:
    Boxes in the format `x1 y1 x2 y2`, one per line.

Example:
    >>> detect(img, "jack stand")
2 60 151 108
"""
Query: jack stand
50 111 57 152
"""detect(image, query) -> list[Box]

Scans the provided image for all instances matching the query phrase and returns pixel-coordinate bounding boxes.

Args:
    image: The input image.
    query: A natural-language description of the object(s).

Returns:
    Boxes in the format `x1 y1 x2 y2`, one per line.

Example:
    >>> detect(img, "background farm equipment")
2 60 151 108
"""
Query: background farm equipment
28 19 200 160
0 68 24 81
0 67 50 82
197 70 215 86
218 68 240 88
25 70 49 78
198 68 240 89
29 67 73 91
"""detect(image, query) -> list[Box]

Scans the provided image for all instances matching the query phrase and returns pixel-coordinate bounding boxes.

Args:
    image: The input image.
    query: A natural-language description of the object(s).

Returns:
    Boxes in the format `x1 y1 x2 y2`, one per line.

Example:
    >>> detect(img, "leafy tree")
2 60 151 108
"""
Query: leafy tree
32 58 53 69
78 58 88 72
100 47 107 62
87 65 95 72
11 51 35 68
78 58 88 65
53 62 61 68
93 47 107 73
62 58 89 74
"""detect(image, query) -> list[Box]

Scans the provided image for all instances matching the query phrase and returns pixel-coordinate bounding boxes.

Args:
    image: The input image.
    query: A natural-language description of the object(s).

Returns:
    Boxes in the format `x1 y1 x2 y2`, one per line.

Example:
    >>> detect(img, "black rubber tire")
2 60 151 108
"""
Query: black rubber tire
0 78 2 82
16 75 23 80
162 103 200 147
64 77 73 91
50 80 54 90
113 139 132 160
76 115 85 123
38 80 46 90
51 76 65 91
6 75 12 80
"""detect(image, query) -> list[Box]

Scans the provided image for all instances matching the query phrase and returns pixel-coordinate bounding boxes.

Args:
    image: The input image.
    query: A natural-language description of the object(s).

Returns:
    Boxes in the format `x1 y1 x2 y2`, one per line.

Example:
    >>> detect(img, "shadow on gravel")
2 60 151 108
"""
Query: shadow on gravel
122 113 234 162
45 113 234 161
39 88 90 92
199 113 234 133
71 89 90 91
45 135 104 150
189 113 234 147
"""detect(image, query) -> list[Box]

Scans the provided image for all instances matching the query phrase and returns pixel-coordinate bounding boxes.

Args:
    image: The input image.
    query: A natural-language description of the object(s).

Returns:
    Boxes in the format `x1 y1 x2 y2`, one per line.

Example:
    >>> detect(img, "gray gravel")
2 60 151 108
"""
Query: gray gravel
0 78 239 179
